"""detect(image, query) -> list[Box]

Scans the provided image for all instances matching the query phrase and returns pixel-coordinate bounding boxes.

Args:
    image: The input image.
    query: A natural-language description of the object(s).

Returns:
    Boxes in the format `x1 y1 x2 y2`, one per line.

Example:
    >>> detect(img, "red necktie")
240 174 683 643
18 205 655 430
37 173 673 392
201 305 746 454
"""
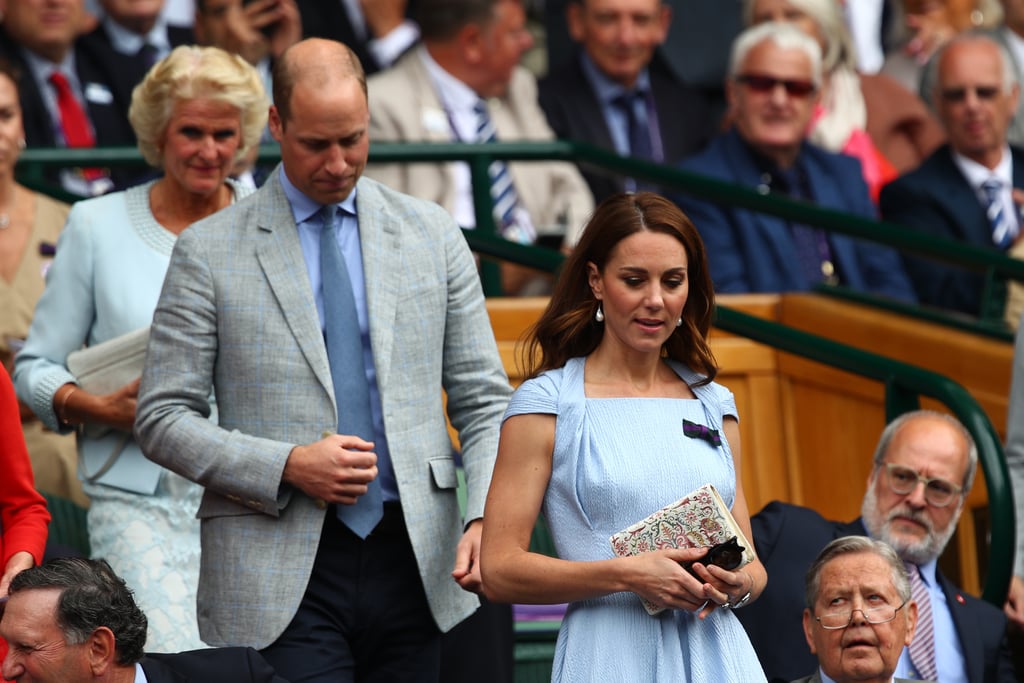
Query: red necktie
49 71 106 184
48 71 95 148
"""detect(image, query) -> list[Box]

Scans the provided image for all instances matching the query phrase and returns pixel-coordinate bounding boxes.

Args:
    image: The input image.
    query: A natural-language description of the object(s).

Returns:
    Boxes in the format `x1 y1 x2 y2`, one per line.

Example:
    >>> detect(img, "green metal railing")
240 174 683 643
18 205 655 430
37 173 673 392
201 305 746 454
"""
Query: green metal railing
16 141 1016 605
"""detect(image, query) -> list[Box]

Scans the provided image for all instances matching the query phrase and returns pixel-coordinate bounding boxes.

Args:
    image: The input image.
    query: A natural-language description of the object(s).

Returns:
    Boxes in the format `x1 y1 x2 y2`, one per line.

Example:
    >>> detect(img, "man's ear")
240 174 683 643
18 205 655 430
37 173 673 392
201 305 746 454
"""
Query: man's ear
802 608 817 654
86 626 118 676
904 599 919 646
268 105 284 141
566 3 585 43
457 22 485 66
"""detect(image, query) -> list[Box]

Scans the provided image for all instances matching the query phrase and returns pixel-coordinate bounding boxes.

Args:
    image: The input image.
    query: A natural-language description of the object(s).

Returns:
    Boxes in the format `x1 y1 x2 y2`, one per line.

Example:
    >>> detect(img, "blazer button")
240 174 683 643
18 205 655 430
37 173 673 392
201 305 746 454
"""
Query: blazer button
314 498 327 510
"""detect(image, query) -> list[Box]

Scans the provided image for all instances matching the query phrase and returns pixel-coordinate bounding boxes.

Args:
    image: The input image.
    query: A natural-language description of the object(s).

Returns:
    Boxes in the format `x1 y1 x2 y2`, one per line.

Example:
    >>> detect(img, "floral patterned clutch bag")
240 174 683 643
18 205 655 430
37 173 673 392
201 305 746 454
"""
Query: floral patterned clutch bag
609 483 757 615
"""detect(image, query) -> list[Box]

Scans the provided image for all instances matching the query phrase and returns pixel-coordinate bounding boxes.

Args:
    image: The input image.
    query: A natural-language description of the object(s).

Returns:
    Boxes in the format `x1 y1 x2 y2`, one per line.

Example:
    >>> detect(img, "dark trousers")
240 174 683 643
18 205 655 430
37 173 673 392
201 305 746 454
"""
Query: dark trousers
260 505 441 683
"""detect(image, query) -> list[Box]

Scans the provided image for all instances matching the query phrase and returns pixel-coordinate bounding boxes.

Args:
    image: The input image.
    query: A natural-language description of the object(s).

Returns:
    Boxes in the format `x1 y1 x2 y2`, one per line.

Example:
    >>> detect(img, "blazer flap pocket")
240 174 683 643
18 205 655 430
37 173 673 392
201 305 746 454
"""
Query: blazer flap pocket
428 456 458 490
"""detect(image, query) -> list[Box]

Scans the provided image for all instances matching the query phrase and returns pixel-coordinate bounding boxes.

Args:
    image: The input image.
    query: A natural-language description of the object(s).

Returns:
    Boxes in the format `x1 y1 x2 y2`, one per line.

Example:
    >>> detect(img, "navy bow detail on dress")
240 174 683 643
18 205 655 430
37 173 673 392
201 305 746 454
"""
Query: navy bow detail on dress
682 419 721 447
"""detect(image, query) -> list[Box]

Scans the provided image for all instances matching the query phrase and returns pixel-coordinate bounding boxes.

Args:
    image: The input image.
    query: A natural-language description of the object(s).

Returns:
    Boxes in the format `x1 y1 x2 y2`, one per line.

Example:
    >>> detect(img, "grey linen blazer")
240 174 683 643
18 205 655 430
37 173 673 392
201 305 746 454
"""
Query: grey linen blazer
135 168 511 648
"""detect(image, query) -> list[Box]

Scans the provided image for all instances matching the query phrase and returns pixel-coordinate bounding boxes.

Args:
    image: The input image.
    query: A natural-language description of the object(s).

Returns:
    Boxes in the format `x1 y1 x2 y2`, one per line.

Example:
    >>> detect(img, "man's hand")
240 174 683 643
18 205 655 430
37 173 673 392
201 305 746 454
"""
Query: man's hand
452 519 484 594
1005 575 1024 628
283 433 377 504
359 0 407 38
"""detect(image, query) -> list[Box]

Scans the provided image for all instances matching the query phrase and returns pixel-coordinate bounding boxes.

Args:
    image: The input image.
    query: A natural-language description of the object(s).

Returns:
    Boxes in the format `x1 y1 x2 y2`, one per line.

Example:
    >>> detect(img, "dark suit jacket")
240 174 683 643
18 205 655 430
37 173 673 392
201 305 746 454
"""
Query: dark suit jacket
537 51 718 203
141 647 288 682
878 144 1024 316
78 22 194 103
736 501 1016 683
0 29 137 150
675 129 917 301
295 0 417 75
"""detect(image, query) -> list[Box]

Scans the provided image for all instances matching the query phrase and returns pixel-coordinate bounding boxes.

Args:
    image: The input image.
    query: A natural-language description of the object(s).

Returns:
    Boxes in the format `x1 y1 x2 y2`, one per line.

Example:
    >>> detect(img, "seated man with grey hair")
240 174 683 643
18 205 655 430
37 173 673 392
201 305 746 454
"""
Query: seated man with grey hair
0 558 287 683
795 536 924 683
880 32 1024 317
674 21 915 301
734 410 1016 683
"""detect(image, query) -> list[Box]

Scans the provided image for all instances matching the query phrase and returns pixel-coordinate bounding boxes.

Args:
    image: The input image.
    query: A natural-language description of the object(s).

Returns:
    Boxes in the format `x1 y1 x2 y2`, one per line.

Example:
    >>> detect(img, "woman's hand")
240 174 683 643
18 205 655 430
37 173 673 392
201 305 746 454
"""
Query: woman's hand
626 547 719 614
690 561 754 620
57 378 140 432
0 551 34 596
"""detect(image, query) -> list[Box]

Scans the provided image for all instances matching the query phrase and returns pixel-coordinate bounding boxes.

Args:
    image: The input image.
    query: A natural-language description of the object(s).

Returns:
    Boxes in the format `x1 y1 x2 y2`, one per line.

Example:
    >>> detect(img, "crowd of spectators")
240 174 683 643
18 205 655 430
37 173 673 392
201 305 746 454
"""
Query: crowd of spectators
2 1 1024 682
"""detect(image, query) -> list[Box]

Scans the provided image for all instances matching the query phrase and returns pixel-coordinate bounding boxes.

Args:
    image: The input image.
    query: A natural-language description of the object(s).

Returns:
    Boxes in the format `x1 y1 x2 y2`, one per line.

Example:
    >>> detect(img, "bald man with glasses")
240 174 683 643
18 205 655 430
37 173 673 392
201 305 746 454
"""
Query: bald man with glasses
733 410 1016 683
880 33 1024 318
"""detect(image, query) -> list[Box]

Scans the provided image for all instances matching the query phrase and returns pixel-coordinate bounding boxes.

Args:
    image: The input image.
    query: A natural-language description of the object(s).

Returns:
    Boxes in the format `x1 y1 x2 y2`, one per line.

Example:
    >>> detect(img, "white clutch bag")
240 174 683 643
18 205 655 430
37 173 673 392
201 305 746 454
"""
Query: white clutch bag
66 326 150 397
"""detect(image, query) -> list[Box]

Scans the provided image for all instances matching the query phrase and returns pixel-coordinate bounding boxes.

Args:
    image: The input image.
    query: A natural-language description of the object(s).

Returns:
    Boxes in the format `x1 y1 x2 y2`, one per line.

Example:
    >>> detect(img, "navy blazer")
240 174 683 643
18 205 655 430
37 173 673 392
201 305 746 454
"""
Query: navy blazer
538 51 719 203
879 144 1024 316
295 0 417 75
735 502 1016 683
141 648 288 682
676 129 917 302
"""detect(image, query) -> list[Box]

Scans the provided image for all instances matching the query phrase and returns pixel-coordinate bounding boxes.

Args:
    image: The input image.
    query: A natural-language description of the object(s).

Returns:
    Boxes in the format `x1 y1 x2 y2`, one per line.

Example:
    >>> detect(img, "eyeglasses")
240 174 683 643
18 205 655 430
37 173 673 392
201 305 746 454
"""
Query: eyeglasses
735 73 817 97
814 600 908 630
940 86 1002 103
881 463 963 508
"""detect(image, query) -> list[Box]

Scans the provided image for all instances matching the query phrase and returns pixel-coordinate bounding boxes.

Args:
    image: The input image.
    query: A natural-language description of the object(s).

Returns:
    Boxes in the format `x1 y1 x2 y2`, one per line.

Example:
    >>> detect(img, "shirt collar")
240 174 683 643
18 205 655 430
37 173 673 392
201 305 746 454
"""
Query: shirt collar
278 166 358 226
579 51 651 105
951 144 1013 191
102 16 170 55
21 46 76 80
417 44 481 115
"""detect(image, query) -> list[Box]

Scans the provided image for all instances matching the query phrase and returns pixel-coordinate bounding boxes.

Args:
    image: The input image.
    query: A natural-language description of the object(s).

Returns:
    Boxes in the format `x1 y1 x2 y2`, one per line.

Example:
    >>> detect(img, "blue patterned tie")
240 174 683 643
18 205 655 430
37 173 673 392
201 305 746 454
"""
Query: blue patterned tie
982 178 1016 249
474 99 535 244
612 91 652 161
319 205 382 538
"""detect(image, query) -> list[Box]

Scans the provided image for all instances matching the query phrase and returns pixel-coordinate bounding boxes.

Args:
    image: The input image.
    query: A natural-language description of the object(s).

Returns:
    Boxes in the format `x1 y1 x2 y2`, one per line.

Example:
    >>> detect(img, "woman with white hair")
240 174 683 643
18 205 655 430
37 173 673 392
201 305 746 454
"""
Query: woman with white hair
14 45 268 652
746 0 946 201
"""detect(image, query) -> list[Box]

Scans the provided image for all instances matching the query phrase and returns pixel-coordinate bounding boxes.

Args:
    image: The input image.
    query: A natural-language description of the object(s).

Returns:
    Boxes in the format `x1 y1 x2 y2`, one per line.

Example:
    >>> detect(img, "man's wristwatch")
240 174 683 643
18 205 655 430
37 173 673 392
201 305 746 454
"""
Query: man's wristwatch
724 590 752 609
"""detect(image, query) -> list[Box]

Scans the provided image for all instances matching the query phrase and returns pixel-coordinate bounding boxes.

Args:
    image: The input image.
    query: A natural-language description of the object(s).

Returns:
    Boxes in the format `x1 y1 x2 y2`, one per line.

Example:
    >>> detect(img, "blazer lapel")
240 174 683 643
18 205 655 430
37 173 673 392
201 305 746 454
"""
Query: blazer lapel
932 148 993 247
254 168 334 399
355 179 402 392
938 571 984 683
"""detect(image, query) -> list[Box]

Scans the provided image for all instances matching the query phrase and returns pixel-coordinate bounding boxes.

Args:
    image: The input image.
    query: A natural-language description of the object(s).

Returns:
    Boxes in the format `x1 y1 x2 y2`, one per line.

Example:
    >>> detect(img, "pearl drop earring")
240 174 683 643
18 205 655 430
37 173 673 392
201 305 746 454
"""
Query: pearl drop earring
595 304 604 323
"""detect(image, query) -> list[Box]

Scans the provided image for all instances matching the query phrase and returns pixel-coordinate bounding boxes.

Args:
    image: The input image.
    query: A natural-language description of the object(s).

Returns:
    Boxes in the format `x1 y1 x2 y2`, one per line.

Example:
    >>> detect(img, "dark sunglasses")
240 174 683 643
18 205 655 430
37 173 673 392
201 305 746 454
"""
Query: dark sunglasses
735 73 817 97
940 86 1002 102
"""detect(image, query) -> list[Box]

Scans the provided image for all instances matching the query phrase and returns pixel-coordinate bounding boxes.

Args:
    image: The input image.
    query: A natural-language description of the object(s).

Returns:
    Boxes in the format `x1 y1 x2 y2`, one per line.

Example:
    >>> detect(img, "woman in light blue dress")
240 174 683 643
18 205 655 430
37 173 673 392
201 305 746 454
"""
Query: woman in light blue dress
481 192 768 681
13 46 267 652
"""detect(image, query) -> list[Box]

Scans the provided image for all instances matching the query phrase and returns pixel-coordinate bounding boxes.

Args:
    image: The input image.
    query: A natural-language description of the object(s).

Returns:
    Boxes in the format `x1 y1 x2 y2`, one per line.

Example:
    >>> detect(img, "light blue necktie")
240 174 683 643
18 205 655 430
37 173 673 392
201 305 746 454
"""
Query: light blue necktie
319 205 382 538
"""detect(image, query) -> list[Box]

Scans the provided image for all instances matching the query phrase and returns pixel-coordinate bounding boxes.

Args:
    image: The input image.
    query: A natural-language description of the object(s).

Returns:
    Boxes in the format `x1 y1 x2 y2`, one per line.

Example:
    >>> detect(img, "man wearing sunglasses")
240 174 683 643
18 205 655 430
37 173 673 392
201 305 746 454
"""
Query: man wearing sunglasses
734 410 1016 683
795 536 922 683
880 34 1023 318
674 21 916 303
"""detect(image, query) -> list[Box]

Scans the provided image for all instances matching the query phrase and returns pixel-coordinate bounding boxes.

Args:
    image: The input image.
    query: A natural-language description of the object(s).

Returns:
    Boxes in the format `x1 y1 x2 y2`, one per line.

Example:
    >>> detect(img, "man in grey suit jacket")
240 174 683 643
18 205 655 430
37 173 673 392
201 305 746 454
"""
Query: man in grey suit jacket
134 37 511 682
792 537 928 683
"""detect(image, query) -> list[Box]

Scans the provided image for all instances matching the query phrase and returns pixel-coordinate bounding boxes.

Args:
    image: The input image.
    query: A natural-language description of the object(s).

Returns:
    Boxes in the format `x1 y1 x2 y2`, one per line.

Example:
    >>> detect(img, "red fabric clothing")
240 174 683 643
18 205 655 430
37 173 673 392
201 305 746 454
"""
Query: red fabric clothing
0 369 50 667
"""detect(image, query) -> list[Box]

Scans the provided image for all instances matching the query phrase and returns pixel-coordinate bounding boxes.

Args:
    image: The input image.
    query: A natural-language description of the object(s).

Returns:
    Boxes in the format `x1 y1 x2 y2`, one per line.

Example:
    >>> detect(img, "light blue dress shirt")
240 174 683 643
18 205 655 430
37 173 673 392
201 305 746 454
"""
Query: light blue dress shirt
279 169 398 500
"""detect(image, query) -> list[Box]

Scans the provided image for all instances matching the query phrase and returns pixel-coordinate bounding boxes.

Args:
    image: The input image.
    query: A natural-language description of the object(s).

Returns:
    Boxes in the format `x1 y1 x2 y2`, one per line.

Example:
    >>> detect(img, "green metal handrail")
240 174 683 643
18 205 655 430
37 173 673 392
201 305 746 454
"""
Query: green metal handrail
17 141 1016 604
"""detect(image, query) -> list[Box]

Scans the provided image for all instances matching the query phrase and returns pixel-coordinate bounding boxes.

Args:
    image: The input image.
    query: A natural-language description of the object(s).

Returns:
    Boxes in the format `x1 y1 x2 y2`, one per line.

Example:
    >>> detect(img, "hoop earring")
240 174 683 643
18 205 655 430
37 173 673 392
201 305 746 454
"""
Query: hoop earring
595 304 604 323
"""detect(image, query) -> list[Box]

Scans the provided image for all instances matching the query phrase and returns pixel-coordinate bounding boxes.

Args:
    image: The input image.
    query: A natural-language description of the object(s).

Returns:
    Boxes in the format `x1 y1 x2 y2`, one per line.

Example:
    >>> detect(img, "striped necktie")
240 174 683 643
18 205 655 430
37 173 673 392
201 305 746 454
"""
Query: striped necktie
981 178 1016 249
473 99 535 245
319 205 382 539
905 562 938 681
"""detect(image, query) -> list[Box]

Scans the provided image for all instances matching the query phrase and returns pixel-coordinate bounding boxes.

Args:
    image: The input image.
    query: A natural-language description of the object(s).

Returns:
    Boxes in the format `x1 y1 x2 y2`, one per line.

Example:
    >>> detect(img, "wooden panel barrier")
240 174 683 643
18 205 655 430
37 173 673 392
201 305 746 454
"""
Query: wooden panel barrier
477 293 1014 596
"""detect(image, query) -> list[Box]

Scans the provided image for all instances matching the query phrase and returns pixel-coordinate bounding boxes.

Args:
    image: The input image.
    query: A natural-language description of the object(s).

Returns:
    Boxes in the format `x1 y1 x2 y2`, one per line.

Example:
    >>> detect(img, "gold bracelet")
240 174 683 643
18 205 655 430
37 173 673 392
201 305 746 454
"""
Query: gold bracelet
57 385 78 427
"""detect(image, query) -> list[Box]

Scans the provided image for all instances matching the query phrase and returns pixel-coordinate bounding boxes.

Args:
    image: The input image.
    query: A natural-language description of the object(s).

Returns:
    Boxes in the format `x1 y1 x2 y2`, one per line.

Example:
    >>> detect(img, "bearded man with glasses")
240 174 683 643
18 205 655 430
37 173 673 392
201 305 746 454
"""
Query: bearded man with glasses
794 536 923 683
733 410 1016 683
